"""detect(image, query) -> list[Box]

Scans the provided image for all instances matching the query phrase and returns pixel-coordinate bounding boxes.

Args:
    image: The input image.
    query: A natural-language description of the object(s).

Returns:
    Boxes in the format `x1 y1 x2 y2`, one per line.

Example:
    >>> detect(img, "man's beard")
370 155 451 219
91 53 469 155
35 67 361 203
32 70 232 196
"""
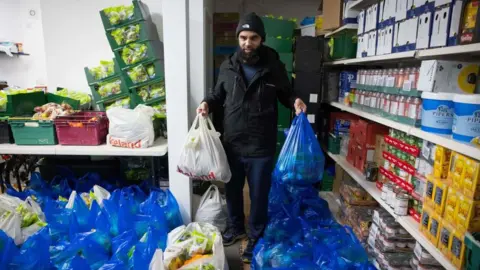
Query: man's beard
238 46 261 65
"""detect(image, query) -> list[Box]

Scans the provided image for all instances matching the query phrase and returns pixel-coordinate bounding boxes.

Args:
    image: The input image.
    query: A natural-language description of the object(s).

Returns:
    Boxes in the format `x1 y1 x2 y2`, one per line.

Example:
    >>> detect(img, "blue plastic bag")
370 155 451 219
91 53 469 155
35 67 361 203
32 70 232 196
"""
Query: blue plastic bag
59 255 91 270
273 113 325 185
0 230 18 267
111 230 138 265
139 189 182 231
9 228 51 270
128 226 165 270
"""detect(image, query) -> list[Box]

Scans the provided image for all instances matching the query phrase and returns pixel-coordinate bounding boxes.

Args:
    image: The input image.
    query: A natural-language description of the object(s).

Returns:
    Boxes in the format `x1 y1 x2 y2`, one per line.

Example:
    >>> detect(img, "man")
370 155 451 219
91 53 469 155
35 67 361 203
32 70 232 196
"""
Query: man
197 12 306 263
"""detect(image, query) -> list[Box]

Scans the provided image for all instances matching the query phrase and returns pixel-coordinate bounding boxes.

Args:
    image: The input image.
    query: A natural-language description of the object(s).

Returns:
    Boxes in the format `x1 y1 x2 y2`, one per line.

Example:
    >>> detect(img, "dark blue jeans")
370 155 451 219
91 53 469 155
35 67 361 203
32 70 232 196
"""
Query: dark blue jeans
225 153 274 240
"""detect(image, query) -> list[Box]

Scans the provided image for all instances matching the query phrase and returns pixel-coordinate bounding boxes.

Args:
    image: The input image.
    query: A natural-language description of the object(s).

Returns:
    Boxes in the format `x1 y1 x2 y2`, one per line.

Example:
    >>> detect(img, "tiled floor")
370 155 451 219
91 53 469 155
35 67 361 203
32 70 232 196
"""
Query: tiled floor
225 241 246 270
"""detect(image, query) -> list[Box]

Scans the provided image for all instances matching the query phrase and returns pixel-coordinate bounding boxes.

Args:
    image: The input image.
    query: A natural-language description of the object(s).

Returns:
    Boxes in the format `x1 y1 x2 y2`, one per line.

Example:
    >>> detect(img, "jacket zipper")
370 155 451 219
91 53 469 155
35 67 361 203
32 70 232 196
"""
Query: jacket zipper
232 77 237 104
258 82 263 112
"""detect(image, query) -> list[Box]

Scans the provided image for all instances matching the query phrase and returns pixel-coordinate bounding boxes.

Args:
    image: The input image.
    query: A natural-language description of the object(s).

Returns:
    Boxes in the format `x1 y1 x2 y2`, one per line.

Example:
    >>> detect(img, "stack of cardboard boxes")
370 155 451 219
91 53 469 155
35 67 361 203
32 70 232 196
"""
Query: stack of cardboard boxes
347 119 389 173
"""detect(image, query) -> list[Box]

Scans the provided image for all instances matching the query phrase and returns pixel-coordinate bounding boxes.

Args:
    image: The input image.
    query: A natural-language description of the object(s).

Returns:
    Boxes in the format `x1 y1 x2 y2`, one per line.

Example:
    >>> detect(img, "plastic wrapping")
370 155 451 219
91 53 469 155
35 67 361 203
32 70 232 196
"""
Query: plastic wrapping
273 113 325 185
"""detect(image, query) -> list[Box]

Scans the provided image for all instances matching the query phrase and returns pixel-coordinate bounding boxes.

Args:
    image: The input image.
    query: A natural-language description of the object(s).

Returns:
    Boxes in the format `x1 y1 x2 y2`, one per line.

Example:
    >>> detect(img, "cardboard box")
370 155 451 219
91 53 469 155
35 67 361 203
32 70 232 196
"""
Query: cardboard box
374 134 386 165
431 5 451 48
322 0 342 30
417 60 480 94
354 143 376 172
354 119 389 146
417 11 434 49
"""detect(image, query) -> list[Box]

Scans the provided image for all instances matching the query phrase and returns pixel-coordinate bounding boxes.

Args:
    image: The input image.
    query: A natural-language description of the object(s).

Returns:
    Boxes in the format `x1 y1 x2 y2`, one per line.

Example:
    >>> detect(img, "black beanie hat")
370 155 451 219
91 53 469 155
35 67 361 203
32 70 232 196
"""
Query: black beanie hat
236 12 266 41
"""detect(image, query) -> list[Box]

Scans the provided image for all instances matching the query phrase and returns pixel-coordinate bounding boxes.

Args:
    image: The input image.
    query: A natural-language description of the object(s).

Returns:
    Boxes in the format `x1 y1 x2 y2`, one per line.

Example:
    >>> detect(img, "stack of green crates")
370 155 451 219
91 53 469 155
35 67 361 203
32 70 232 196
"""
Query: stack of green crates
86 0 166 112
262 16 296 159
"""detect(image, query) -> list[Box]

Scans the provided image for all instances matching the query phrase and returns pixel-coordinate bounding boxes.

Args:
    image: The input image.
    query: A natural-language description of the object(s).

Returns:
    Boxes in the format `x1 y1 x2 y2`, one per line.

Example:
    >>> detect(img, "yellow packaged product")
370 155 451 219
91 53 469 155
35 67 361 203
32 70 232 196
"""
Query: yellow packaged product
449 229 466 269
443 187 459 224
437 220 454 260
427 211 441 245
433 179 448 215
461 157 480 200
424 175 436 209
448 152 466 190
420 205 433 237
434 146 452 179
454 194 480 233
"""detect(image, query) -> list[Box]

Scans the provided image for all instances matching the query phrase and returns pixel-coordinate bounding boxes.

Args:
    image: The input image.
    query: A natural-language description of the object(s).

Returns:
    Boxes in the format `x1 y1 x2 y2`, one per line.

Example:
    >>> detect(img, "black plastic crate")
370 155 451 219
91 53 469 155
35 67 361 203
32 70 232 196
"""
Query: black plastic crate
0 117 13 144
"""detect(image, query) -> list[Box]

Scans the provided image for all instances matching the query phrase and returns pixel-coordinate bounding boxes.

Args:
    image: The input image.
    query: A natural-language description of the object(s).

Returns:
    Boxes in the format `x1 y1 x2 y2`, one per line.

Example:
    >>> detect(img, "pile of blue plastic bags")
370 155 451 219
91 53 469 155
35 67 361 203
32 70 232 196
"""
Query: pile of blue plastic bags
252 113 374 270
0 171 183 270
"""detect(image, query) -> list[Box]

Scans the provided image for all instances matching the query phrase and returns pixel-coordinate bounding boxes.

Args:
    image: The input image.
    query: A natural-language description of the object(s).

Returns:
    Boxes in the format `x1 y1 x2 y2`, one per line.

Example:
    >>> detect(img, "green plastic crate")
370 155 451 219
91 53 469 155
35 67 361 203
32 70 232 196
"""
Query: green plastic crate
46 93 80 110
265 37 293 53
261 17 295 38
106 20 158 51
97 93 138 111
465 233 480 270
84 58 121 86
90 75 129 104
321 173 334 191
328 30 357 60
328 133 341 154
9 118 57 145
113 40 164 70
0 91 46 117
278 53 293 72
100 0 148 31
124 59 165 89
131 78 165 106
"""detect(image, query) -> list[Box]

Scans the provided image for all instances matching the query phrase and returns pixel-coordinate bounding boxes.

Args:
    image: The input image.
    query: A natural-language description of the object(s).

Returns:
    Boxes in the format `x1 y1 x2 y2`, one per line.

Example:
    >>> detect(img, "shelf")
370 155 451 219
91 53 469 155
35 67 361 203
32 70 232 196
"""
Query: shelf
328 152 457 270
325 24 358 38
330 102 480 160
0 138 168 156
324 44 480 66
349 0 380 11
0 51 29 56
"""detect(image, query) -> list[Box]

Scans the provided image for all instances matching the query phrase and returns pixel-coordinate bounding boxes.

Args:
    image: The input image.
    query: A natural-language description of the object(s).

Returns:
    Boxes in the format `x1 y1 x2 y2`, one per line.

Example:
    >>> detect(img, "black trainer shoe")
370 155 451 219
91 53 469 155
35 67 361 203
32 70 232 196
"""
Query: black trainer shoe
241 238 256 264
222 226 246 246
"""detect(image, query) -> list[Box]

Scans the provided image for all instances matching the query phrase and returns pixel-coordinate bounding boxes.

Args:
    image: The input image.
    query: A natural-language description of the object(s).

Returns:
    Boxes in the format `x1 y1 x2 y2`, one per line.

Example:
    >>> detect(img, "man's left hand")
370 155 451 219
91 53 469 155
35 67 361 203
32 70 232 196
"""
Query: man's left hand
294 98 307 115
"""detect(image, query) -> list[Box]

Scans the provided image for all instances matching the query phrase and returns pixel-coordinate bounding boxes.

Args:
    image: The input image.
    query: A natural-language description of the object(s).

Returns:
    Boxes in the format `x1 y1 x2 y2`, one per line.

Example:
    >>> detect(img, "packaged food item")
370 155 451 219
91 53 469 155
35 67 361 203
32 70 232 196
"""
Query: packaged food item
449 152 466 190
433 146 451 179
105 96 131 110
389 95 399 116
454 194 480 233
111 24 140 46
32 103 74 120
89 60 115 80
97 79 122 98
151 101 166 118
427 211 441 245
443 187 459 224
461 156 480 200
449 229 466 269
437 220 454 260
394 193 409 216
103 4 135 26
420 205 433 237
396 68 405 89
432 179 448 215
137 81 166 102
413 241 442 266
424 176 436 209
127 65 149 83
121 43 148 65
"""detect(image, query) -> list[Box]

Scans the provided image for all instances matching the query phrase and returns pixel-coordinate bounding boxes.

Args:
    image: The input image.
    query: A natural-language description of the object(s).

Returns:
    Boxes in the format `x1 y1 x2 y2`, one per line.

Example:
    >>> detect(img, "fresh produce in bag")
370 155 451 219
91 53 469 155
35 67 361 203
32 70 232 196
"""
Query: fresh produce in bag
0 195 46 245
103 5 135 26
0 91 7 111
89 60 116 80
138 81 165 102
194 185 228 232
111 24 141 46
177 115 231 182
164 222 226 270
52 88 92 106
128 64 149 84
121 43 148 65
32 102 74 120
151 101 166 118
107 105 155 148
273 112 325 185
98 79 122 98
105 96 131 110
145 63 155 78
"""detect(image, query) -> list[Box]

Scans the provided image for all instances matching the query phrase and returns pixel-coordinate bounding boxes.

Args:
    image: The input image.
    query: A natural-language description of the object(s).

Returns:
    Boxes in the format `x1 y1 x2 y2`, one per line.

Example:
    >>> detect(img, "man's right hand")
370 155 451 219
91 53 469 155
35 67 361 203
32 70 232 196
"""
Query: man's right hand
197 102 209 117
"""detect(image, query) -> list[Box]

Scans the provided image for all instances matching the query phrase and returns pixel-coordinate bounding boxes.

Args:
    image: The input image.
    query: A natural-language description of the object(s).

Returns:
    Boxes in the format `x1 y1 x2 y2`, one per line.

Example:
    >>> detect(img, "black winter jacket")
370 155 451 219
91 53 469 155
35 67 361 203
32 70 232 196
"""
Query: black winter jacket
204 46 296 157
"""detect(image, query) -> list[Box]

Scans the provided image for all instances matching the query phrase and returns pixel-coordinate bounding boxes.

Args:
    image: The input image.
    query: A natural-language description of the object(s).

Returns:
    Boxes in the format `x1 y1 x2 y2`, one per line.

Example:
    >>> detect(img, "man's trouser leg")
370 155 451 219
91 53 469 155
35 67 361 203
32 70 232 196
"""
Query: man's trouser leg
245 156 274 240
225 153 246 231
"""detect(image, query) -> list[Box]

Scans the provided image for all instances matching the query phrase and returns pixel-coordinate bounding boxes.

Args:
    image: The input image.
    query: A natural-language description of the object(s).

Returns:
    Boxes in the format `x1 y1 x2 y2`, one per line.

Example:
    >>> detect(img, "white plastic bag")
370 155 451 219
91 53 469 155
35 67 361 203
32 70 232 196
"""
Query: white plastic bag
165 222 226 270
93 185 111 208
177 115 231 182
106 104 155 148
149 249 164 270
194 185 228 232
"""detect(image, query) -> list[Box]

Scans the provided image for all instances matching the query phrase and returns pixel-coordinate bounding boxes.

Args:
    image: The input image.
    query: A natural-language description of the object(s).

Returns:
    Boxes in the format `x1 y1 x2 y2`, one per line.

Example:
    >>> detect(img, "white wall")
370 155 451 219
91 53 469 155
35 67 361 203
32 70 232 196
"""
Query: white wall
215 0 319 23
39 0 163 93
0 0 47 88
